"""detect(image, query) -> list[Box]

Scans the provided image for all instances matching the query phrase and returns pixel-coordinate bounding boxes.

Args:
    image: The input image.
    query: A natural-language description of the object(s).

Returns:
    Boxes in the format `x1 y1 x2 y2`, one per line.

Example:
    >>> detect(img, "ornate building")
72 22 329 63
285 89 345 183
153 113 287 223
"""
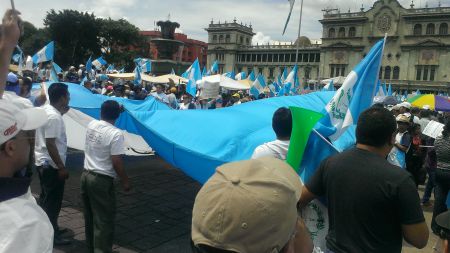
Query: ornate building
205 0 450 92
205 19 321 83
321 0 450 92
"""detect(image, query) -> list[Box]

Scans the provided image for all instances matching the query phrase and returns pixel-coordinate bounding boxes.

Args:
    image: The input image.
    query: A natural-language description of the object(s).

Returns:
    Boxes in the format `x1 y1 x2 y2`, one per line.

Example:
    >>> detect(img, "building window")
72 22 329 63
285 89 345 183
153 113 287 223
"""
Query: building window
268 54 273 62
439 23 448 35
349 27 356 37
269 67 274 78
274 54 279 62
416 67 422 81
338 27 345 38
379 67 383 79
416 65 438 81
329 64 346 77
426 23 435 35
328 28 336 38
225 34 231 43
262 54 267 62
219 64 224 74
251 54 256 62
240 36 244 44
246 54 250 62
315 53 320 62
246 38 250 45
212 35 217 42
413 24 422 35
430 66 436 81
258 68 263 75
392 66 400 80
290 53 296 62
219 35 224 43
303 53 309 62
384 66 391 80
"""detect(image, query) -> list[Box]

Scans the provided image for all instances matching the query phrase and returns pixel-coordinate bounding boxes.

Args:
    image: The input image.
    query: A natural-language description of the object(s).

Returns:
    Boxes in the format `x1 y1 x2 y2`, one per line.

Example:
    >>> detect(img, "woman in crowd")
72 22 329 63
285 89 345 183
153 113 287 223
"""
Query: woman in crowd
406 123 425 187
432 120 450 234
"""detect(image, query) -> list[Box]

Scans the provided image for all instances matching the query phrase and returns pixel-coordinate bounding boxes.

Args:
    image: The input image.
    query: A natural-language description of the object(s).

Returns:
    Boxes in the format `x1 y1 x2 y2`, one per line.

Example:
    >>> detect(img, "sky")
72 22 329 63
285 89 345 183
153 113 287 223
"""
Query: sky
1 0 446 44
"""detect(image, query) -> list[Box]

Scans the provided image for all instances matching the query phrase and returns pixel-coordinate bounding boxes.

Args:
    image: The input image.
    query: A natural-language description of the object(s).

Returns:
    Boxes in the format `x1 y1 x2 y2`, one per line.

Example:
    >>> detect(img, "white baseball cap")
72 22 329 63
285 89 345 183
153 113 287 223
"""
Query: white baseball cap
0 95 48 145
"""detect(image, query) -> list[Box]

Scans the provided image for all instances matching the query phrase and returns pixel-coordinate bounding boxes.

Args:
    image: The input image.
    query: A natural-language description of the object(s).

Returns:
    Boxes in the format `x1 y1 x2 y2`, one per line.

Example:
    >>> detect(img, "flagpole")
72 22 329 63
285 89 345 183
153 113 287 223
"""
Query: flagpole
312 129 342 153
294 0 304 63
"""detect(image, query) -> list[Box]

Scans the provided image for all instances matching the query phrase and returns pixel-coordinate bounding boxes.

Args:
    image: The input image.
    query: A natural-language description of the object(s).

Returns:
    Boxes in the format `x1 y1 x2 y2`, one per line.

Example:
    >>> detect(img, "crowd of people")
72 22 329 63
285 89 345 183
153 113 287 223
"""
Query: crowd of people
3 8 450 253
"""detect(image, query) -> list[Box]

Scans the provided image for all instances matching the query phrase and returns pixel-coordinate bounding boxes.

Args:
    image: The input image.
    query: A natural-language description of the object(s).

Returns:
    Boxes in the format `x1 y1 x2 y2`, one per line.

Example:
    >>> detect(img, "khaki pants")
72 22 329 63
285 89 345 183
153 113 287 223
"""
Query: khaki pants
81 170 116 253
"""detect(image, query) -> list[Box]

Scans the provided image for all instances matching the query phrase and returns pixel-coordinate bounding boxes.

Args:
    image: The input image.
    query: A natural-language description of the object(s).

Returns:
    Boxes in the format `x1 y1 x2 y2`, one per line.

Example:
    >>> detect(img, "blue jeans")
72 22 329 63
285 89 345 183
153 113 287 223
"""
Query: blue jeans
422 168 436 203
432 169 450 233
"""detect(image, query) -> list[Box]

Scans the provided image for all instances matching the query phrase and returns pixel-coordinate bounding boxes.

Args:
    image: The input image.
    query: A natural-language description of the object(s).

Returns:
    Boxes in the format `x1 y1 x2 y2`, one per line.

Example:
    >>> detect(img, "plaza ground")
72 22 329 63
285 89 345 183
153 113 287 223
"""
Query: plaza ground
30 150 439 253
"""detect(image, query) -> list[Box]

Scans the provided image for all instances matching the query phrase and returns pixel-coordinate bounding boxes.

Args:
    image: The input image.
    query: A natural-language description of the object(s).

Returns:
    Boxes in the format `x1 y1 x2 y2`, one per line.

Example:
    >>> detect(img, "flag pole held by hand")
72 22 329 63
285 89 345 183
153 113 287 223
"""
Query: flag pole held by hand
10 0 15 11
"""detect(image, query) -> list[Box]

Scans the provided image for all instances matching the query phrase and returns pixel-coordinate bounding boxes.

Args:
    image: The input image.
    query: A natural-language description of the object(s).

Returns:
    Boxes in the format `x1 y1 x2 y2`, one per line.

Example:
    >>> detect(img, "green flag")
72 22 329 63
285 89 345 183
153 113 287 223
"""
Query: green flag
286 107 324 172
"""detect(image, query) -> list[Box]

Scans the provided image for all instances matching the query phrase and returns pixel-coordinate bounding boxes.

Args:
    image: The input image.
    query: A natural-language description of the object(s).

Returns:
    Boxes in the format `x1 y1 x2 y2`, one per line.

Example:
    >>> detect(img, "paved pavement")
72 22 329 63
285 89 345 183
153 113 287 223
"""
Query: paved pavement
30 150 439 253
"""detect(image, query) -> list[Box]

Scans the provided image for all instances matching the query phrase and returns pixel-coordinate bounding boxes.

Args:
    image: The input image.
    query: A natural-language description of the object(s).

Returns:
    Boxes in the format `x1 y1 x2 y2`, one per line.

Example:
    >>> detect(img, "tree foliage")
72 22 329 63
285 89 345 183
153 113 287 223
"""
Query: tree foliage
98 18 149 68
44 9 101 68
19 21 50 57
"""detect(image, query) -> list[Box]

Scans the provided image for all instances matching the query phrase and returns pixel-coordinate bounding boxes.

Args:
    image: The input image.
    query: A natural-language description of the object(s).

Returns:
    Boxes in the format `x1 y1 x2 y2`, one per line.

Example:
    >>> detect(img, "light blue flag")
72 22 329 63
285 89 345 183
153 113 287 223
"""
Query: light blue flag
92 56 107 69
119 68 125 73
382 82 388 96
250 74 266 98
142 61 151 73
225 70 236 80
268 83 276 97
32 41 54 64
186 58 202 97
416 89 421 95
318 39 385 141
282 67 288 82
282 0 296 35
134 65 142 86
283 65 298 94
235 72 247 80
248 70 256 82
322 80 335 92
273 81 281 93
182 64 193 78
209 60 219 75
52 62 63 74
387 83 392 96
202 66 207 77
86 56 93 73
106 64 115 72
49 64 59 82
171 68 175 75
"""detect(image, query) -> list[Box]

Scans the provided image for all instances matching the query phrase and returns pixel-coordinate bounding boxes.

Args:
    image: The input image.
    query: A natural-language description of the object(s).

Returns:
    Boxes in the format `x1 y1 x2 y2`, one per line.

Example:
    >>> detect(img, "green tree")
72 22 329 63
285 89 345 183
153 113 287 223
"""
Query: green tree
44 9 101 68
18 21 50 57
97 18 149 68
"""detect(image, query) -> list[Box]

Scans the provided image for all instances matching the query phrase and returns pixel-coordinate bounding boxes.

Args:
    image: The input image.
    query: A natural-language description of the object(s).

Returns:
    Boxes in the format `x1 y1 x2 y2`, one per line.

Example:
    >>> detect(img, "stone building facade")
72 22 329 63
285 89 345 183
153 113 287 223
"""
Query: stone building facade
206 0 450 92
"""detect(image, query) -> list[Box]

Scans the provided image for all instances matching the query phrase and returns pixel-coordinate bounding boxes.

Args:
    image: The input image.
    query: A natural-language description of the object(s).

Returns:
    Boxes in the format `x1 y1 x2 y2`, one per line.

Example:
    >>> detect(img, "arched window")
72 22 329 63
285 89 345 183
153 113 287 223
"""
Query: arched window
393 66 400 80
439 23 448 35
328 28 336 38
348 27 356 37
426 23 435 35
413 24 422 35
384 66 391 80
338 27 345 38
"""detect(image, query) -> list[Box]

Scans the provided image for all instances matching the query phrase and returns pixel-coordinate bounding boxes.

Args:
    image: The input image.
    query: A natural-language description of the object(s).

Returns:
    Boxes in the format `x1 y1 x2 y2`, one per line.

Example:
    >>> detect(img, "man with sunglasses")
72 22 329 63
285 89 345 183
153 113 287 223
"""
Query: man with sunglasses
0 97 53 252
81 100 130 253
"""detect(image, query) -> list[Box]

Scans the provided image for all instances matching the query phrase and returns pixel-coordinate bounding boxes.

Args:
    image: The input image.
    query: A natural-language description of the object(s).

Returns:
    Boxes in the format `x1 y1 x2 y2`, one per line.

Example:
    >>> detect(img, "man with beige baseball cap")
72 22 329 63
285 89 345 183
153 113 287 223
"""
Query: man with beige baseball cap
191 157 313 253
0 97 54 252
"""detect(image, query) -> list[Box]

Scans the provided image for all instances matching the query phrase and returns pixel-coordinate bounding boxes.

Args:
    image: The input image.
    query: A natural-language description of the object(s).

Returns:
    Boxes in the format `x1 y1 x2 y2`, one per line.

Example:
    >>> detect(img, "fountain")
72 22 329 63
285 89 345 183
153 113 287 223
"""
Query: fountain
150 20 189 76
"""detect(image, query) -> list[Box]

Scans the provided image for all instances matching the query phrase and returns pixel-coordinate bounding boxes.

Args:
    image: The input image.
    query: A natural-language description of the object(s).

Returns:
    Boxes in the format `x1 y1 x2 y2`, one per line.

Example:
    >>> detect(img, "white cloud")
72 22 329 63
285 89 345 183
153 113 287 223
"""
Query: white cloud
252 32 271 45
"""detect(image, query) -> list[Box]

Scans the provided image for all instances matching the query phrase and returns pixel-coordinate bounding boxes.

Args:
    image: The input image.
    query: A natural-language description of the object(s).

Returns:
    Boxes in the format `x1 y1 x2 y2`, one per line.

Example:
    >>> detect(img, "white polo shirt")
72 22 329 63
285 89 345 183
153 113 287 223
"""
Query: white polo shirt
84 120 125 178
0 178 53 253
151 92 169 104
251 139 290 160
35 104 67 168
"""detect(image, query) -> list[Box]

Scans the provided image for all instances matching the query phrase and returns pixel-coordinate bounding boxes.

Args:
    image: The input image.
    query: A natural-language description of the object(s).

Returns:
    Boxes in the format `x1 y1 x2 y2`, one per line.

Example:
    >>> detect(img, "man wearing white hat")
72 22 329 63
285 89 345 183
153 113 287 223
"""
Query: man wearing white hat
0 97 54 252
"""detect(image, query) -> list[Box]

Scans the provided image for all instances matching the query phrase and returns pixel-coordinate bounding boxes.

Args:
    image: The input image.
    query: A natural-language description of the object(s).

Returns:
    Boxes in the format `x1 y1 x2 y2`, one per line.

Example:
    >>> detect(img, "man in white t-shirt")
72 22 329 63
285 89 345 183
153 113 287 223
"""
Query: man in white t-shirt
34 83 71 245
81 100 131 253
151 83 169 104
0 95 54 253
252 107 291 160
